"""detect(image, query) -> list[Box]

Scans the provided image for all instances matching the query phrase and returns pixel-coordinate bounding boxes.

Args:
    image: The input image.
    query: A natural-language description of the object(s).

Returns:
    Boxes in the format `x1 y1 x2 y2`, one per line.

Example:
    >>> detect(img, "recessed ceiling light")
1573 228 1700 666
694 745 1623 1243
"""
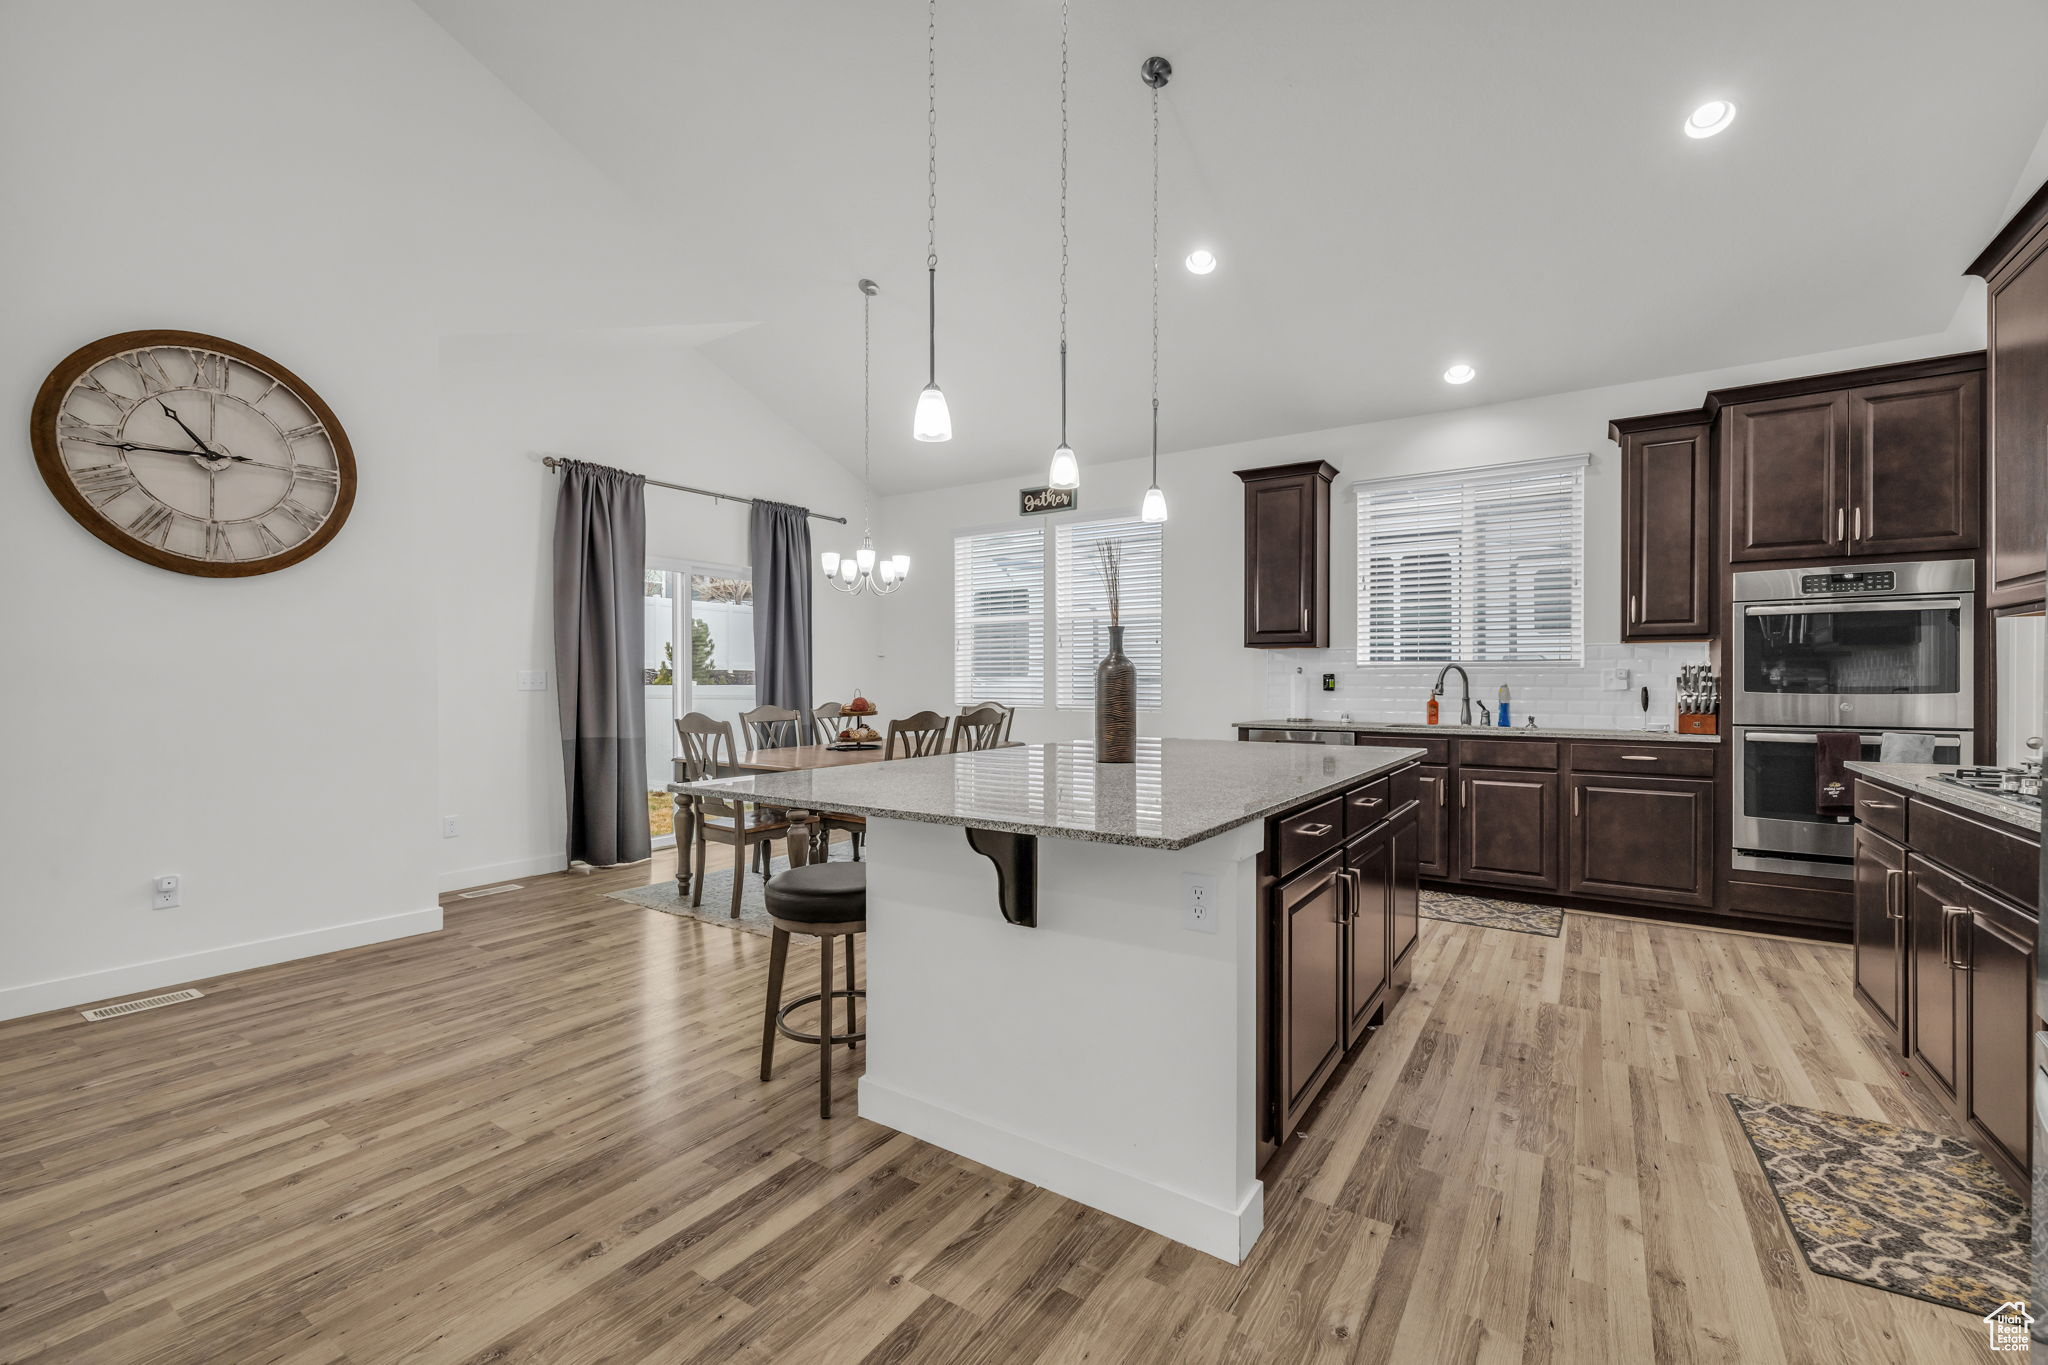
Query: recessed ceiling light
1443 364 1476 385
1684 100 1737 139
1185 249 1217 275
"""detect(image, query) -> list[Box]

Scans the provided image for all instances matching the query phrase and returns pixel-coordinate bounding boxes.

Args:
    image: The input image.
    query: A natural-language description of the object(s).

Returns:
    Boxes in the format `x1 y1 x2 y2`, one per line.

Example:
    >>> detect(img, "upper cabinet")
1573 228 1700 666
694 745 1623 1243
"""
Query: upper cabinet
1714 354 1984 564
1968 179 2048 610
1236 461 1336 648
1610 410 1711 639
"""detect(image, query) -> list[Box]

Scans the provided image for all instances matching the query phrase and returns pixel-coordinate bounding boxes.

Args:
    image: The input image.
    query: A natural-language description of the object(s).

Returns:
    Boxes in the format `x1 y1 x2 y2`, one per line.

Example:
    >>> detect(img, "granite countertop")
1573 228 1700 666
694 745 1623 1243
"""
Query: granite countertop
1843 762 2041 834
1233 718 1720 745
672 737 1426 850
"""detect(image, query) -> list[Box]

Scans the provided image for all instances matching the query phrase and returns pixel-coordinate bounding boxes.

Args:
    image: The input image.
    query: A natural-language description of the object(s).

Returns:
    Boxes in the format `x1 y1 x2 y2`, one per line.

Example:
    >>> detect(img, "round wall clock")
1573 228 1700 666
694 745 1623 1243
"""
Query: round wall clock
30 329 356 577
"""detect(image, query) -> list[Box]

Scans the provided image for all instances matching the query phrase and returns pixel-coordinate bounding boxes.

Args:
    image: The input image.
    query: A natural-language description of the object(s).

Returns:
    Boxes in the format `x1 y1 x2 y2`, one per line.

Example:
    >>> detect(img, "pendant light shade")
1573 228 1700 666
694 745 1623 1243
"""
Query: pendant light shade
913 382 952 442
1048 444 1079 490
1140 484 1168 523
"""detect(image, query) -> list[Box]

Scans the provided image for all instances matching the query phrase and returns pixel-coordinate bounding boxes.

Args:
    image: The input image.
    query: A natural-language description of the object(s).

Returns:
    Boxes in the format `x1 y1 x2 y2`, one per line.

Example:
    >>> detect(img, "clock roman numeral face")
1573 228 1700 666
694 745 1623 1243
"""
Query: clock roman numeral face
37 335 353 574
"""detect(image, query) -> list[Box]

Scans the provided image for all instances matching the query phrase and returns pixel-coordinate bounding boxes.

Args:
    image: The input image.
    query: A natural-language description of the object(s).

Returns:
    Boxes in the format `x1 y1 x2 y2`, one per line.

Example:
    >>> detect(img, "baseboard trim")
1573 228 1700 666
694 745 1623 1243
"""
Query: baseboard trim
0 906 443 1023
438 852 569 895
857 1075 1263 1264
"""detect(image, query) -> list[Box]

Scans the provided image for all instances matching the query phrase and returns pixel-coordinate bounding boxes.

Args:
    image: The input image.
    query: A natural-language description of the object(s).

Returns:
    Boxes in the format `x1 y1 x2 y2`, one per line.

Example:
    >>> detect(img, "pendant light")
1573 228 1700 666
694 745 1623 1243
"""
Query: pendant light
1139 56 1171 523
824 280 910 596
1045 0 1079 490
912 0 952 442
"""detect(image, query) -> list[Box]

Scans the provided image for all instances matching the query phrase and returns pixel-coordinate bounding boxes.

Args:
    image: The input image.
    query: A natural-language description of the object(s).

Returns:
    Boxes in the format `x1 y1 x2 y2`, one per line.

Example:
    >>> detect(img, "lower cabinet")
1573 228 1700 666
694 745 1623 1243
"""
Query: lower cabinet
1344 824 1393 1047
1414 764 1450 879
1390 820 1420 973
1906 856 1965 1100
1457 768 1559 890
1964 898 2034 1181
1564 773 1713 907
1851 825 1908 1048
1276 850 1345 1136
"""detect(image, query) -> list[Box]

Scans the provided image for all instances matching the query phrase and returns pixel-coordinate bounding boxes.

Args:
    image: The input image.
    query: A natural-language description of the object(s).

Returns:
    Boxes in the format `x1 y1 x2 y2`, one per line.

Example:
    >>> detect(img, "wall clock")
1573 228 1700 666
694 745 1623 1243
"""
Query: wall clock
30 329 356 577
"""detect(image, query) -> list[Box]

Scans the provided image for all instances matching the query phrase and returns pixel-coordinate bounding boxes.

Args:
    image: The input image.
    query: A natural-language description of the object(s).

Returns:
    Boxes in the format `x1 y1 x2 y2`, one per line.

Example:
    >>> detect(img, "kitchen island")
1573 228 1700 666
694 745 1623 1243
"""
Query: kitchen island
674 736 1425 1262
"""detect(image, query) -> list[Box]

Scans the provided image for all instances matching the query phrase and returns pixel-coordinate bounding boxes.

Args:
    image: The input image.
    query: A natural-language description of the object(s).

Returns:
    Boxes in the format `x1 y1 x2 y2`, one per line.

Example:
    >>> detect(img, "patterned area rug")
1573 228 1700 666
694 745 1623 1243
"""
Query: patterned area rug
607 846 851 937
1419 889 1563 937
1728 1093 2030 1316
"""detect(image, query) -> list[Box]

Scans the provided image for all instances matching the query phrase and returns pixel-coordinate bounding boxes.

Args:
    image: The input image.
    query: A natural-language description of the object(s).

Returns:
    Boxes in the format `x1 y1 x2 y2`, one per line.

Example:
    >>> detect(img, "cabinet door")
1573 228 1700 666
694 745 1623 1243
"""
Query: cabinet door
1390 817 1420 970
1905 856 1964 1100
1239 464 1334 648
1276 853 1345 1132
1846 371 1982 557
1413 764 1450 878
1725 391 1850 562
1565 774 1712 906
1457 770 1559 890
1851 826 1909 1050
1985 227 2048 608
1964 897 2034 1185
1622 423 1711 638
1344 832 1391 1047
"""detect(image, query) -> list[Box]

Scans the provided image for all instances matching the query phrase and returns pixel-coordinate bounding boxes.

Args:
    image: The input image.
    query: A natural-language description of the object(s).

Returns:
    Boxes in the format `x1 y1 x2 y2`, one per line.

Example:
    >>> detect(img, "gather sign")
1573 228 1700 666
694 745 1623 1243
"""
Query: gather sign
1019 486 1077 516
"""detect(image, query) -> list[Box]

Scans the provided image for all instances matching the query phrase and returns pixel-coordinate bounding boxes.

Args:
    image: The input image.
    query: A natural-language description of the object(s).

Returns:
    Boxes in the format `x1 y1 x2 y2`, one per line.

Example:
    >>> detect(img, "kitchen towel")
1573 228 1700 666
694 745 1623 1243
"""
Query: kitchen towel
1814 731 1861 812
1878 731 1941 764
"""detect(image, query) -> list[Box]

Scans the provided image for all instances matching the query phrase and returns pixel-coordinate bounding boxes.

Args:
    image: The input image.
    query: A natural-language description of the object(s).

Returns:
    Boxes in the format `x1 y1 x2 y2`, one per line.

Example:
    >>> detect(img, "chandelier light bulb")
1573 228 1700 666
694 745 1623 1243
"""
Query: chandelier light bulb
839 559 858 584
1048 444 1079 490
1140 485 1169 523
856 543 877 573
892 554 911 576
821 551 841 576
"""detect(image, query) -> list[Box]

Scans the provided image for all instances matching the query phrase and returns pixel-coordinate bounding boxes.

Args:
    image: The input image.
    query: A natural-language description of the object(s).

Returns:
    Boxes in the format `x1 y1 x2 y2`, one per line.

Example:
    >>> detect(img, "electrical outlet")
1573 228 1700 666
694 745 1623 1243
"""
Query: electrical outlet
1603 666 1631 691
516 670 547 692
152 875 180 910
1182 872 1219 934
443 816 460 839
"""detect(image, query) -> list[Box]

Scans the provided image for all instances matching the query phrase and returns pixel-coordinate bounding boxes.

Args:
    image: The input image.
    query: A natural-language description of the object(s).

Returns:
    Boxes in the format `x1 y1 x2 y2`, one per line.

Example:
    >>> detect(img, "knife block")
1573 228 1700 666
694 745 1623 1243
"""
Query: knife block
1675 712 1718 736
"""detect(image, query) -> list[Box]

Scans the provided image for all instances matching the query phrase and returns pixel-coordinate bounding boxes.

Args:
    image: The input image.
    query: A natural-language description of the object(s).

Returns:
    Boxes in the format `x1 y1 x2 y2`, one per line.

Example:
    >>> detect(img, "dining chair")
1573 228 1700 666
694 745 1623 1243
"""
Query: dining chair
885 710 950 760
675 713 804 916
740 704 805 753
951 704 1009 752
813 700 845 740
809 703 868 859
967 700 1016 743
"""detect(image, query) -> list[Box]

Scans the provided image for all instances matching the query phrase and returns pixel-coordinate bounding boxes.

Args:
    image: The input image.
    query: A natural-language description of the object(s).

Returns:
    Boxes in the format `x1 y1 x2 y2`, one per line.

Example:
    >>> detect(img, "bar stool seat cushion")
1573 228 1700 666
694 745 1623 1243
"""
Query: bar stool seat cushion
764 861 866 923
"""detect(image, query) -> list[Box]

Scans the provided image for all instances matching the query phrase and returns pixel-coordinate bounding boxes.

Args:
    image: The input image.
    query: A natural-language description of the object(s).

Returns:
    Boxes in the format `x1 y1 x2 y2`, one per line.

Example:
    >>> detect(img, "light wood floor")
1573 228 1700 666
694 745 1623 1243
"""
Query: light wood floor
0 845 2002 1364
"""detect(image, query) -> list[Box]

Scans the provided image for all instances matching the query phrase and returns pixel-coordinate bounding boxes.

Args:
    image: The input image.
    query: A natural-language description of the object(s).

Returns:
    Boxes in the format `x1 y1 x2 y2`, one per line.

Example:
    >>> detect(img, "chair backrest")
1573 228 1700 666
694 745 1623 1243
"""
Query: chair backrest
951 704 1009 753
739 704 803 753
885 710 950 760
813 701 844 740
968 700 1016 742
675 713 742 818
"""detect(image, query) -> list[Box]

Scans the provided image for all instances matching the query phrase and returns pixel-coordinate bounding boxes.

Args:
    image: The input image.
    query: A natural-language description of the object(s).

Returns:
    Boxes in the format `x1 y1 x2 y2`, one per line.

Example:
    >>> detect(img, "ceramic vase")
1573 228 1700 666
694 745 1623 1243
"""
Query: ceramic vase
1094 625 1137 763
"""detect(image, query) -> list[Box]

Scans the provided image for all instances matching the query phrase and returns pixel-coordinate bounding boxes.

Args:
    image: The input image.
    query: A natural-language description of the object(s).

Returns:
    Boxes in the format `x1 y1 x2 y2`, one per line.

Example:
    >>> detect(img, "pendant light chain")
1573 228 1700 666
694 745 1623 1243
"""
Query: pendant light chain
1150 83 1160 485
912 0 951 441
862 283 873 532
1057 0 1070 448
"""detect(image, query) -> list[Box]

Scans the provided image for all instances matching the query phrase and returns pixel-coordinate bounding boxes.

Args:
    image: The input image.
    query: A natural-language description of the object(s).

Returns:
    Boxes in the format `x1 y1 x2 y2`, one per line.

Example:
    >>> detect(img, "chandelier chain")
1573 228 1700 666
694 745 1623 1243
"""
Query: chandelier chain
862 284 873 531
926 0 938 269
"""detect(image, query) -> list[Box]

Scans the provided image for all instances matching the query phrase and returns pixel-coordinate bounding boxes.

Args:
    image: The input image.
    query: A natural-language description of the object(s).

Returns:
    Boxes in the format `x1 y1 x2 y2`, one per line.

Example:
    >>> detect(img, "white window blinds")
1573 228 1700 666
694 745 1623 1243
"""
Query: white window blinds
1355 455 1586 666
953 527 1046 706
1055 517 1164 709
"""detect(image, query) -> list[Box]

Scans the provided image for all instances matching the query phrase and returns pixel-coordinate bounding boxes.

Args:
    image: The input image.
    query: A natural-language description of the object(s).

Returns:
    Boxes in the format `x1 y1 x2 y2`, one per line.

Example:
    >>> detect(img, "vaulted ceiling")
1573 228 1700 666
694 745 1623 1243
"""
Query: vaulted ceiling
421 0 2048 492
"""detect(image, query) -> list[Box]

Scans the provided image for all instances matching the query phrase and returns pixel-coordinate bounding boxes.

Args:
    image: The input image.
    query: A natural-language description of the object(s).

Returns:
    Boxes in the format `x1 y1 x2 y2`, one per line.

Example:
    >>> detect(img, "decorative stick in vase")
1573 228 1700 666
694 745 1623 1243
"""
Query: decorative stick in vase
1093 540 1136 763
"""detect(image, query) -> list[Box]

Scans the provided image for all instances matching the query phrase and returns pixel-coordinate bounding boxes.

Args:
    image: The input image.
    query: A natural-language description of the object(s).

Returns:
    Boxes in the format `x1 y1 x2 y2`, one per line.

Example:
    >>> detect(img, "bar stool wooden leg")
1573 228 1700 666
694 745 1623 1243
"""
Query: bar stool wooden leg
760 928 789 1081
817 935 834 1118
843 936 858 1048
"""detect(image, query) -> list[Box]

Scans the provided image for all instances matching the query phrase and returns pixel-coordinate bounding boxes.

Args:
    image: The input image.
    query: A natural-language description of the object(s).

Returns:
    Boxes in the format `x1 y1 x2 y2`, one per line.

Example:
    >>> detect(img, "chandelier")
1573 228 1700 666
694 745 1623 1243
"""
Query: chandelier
823 279 909 596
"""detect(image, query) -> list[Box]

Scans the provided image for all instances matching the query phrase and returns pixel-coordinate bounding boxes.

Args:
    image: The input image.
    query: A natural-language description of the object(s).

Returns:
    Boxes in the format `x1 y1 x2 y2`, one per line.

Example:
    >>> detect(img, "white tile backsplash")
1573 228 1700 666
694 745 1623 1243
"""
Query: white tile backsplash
1264 643 1712 731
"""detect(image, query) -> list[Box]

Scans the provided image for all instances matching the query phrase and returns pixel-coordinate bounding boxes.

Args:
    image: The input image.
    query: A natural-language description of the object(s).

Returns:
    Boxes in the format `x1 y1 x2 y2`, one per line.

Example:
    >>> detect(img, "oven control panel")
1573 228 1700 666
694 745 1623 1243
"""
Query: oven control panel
1799 570 1894 595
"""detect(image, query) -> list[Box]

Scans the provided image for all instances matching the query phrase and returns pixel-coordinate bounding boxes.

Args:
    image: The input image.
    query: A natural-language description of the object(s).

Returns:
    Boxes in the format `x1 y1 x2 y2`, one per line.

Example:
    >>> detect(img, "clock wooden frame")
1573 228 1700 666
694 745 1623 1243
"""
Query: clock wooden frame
30 329 358 578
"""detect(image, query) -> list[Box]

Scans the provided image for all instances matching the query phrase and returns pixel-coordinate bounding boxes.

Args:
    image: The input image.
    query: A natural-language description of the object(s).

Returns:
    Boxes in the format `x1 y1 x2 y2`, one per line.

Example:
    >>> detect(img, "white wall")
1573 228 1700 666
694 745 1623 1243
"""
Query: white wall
873 324 1986 745
435 335 879 891
0 0 752 1018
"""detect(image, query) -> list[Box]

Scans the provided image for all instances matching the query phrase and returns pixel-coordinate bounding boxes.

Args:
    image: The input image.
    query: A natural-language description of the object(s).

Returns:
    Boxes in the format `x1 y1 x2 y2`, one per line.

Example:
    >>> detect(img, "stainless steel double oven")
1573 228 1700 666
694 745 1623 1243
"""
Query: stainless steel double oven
1730 560 1975 880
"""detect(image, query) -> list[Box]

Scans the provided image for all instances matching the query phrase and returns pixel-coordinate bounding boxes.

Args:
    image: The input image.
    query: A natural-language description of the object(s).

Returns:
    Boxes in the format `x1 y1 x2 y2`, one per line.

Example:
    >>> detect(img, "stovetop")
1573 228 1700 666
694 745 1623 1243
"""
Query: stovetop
1933 765 2042 809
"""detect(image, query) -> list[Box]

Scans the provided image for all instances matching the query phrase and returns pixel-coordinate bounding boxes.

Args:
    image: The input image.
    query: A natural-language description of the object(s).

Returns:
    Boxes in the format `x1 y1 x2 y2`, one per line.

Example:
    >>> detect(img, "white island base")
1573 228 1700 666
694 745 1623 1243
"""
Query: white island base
856 815 1268 1264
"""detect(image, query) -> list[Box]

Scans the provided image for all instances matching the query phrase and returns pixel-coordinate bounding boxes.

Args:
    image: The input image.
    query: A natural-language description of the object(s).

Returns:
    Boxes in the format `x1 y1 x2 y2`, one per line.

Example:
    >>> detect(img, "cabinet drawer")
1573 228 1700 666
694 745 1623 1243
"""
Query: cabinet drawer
1345 778 1391 838
1276 796 1345 879
1570 742 1715 778
1908 799 2039 907
1853 780 1908 842
1387 763 1420 812
1457 738 1558 771
1357 733 1450 763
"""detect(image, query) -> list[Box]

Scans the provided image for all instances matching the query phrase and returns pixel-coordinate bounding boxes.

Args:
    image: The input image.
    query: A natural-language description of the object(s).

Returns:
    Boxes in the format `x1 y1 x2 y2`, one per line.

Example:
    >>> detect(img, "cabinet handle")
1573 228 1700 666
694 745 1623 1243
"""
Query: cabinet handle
1836 506 1844 542
1859 799 1899 810
1573 786 1581 818
1295 822 1334 838
1852 505 1862 542
1941 905 1968 969
1620 754 1659 762
1437 779 1445 807
1356 796 1383 809
1883 867 1903 920
1630 593 1638 626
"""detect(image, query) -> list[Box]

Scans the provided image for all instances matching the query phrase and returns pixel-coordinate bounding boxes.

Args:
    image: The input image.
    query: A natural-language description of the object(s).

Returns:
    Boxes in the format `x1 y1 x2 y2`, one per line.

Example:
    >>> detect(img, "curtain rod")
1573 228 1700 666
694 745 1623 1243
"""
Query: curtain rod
540 455 848 524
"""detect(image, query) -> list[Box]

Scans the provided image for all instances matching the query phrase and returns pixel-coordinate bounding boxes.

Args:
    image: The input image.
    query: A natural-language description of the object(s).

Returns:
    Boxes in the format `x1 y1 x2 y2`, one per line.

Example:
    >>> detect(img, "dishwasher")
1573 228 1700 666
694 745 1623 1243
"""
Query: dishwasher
1242 729 1356 745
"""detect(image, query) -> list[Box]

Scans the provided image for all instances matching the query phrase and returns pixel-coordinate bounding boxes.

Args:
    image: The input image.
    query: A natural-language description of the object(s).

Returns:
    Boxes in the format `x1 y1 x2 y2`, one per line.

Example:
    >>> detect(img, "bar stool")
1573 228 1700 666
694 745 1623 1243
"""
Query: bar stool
760 862 866 1118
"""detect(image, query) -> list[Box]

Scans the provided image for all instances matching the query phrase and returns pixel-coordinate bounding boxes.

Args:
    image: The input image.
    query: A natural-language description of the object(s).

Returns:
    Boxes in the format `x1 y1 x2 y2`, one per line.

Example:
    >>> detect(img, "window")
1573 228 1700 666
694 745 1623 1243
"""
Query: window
645 564 754 847
953 527 1046 706
1355 455 1585 666
1055 517 1164 709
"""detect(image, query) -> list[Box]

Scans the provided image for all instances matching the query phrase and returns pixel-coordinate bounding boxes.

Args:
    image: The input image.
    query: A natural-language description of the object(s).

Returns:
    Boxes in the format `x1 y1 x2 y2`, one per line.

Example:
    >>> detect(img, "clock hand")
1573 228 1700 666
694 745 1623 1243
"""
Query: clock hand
74 437 213 458
156 400 221 457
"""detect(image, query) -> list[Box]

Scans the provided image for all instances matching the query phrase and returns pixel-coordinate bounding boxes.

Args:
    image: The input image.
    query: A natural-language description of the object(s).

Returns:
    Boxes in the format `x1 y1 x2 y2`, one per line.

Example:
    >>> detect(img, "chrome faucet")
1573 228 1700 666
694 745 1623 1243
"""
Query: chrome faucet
1431 664 1473 726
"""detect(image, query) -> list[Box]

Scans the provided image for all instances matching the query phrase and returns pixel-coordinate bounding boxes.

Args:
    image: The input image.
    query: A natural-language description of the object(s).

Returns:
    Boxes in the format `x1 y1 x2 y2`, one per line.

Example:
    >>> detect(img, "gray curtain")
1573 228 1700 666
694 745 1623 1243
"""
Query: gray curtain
749 500 814 745
552 459 650 866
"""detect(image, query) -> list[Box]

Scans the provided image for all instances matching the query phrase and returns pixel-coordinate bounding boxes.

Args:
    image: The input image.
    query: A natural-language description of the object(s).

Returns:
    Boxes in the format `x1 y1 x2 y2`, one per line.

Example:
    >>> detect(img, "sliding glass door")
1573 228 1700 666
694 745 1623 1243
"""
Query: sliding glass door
644 563 755 848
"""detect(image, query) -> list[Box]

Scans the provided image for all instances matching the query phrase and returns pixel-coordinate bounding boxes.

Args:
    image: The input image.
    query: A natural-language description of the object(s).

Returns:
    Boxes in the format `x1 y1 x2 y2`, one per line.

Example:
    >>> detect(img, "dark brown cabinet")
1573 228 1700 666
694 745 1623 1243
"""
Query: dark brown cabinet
1413 764 1450 878
1968 181 2048 610
1236 461 1336 647
1564 773 1713 907
1275 850 1345 1134
1343 828 1392 1047
1851 824 1908 1049
1390 821 1420 973
1905 854 1964 1101
1718 359 1984 564
1612 412 1711 639
1964 897 2034 1180
1457 769 1559 891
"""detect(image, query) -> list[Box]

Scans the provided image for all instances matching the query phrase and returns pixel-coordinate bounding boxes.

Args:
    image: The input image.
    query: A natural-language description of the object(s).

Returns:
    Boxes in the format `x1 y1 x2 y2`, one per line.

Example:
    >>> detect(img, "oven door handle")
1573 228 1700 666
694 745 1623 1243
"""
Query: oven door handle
1742 598 1965 617
1739 730 1962 747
